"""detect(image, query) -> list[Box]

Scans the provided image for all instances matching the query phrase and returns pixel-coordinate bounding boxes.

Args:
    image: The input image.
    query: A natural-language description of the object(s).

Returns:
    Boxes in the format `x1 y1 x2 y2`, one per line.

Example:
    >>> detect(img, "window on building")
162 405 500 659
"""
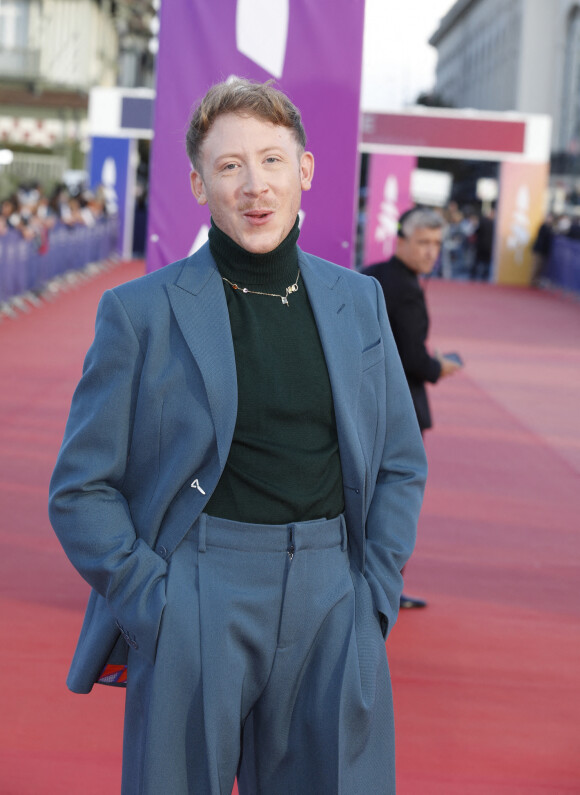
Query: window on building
0 0 33 78
0 0 29 49
561 7 580 151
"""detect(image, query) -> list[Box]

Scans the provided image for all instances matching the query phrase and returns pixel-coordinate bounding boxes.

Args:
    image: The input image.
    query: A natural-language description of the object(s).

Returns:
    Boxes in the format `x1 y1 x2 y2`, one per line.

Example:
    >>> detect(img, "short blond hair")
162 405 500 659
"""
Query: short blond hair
186 77 307 169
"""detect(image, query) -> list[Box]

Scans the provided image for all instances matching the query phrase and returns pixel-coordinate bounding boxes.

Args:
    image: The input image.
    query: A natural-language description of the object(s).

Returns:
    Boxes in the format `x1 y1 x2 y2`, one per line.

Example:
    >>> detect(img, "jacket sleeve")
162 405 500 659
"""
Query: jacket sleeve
48 289 167 665
390 293 441 384
363 279 428 637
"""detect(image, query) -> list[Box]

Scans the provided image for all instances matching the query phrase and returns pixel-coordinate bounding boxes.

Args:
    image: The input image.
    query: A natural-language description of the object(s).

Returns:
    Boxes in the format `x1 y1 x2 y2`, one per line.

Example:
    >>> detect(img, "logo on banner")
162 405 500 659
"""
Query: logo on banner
101 157 119 216
507 184 531 264
236 0 289 77
374 175 399 257
188 224 210 256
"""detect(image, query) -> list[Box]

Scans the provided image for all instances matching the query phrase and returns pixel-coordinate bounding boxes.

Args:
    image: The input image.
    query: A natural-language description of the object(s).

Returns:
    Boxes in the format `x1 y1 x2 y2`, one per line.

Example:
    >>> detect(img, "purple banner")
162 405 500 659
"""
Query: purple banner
363 153 417 267
146 0 365 272
89 136 132 257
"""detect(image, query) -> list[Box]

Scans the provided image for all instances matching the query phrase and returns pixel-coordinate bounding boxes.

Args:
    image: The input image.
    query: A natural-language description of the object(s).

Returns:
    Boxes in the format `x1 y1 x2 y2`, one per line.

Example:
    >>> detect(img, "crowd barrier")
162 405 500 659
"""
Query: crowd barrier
0 217 118 303
544 235 580 294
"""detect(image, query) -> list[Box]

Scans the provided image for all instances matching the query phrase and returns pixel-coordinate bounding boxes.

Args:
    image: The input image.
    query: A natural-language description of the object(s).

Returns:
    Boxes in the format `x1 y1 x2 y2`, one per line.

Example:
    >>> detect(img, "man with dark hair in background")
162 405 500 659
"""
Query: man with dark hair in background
365 207 462 609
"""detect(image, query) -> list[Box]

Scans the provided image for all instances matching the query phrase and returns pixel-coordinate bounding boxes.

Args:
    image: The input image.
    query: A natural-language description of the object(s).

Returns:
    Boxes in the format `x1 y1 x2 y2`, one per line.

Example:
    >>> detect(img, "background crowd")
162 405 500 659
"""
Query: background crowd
0 180 119 312
0 181 113 246
434 200 580 285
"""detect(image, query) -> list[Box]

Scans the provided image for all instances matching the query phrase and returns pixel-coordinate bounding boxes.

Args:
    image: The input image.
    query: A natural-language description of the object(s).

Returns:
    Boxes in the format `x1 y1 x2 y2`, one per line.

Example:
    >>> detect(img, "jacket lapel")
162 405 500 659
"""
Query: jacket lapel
299 252 366 497
166 243 238 469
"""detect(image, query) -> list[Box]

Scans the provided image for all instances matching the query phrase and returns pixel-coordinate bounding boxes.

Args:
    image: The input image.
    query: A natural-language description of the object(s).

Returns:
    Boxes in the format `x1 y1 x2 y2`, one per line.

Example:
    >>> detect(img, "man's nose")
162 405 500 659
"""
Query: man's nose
243 166 268 195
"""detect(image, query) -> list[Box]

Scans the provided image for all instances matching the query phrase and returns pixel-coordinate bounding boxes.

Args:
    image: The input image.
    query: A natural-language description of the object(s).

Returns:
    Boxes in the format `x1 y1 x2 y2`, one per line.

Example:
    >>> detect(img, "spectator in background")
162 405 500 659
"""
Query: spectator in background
567 209 580 241
79 191 109 226
0 181 113 253
60 196 86 228
365 207 462 609
2 196 21 232
441 201 465 278
531 213 554 287
471 206 495 282
34 195 57 229
1 194 37 241
29 194 57 254
458 206 479 279
554 214 571 235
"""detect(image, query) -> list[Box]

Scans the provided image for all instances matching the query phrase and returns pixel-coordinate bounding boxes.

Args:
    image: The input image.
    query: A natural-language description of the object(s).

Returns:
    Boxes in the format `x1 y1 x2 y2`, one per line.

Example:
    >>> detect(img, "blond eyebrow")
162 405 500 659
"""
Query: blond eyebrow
214 145 288 162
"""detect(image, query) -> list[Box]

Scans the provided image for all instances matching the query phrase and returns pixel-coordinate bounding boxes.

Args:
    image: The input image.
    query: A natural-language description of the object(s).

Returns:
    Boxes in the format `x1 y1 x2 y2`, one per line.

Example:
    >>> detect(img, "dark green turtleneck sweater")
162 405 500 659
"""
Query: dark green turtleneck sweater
204 218 344 525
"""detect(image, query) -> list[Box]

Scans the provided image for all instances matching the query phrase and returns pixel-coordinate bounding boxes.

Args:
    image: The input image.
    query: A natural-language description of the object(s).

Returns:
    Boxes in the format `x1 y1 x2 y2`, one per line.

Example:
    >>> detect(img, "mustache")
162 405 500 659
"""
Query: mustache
239 205 277 213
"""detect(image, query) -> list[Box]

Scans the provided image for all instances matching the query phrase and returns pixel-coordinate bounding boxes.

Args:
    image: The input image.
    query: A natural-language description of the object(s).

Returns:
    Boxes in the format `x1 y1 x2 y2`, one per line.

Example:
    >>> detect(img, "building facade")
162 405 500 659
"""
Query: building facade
430 0 580 156
0 0 156 173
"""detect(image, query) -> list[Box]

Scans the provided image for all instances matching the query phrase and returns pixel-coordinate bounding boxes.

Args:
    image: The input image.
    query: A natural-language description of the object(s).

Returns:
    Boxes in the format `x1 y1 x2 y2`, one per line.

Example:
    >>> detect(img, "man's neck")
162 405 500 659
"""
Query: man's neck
208 217 300 288
393 251 415 273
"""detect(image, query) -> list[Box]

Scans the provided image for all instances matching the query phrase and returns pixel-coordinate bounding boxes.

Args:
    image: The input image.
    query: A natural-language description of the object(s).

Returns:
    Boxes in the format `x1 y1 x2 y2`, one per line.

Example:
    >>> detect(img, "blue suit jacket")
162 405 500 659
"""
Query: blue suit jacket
49 243 427 694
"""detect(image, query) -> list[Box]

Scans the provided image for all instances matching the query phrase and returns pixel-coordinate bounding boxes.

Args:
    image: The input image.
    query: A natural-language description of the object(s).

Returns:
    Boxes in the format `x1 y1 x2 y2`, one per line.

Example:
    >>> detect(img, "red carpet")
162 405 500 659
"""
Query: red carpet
1 266 578 793
391 280 580 794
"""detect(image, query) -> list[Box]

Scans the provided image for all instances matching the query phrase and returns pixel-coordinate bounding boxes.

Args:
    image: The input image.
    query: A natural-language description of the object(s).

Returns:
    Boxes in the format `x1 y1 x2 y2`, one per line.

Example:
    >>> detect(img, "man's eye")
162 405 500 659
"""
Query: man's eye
265 157 279 164
223 163 238 171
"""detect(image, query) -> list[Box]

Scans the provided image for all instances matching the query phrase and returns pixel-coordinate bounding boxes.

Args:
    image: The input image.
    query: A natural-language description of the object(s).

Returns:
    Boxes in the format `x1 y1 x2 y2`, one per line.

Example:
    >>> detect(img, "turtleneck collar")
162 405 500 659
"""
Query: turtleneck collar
208 216 300 289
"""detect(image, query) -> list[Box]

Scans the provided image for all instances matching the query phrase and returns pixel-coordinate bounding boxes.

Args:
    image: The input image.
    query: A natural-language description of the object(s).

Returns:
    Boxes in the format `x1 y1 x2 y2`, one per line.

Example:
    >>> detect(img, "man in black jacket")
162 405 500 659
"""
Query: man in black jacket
365 207 461 608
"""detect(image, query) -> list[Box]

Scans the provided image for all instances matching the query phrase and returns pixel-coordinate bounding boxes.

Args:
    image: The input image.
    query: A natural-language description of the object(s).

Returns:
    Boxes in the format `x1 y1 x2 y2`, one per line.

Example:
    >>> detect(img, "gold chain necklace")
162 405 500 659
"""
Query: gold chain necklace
221 269 301 306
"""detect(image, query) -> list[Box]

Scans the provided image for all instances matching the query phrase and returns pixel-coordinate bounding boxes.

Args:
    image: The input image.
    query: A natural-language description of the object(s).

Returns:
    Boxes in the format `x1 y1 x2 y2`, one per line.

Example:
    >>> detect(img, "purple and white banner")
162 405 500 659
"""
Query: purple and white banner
90 136 134 258
363 153 417 267
146 0 365 272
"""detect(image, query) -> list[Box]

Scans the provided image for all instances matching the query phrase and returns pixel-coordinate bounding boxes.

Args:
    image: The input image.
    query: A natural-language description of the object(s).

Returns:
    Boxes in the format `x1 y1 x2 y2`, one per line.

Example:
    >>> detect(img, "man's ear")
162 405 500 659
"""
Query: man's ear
299 151 314 192
190 170 208 205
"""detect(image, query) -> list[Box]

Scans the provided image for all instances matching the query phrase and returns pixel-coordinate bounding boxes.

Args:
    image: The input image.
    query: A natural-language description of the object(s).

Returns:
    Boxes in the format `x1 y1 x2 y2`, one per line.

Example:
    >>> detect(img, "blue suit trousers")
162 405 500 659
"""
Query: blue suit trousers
122 514 395 794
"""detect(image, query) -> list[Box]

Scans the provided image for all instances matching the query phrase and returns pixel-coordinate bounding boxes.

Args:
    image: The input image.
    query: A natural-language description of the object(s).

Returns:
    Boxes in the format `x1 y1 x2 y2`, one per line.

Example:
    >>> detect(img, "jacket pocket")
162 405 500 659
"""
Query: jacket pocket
361 338 384 371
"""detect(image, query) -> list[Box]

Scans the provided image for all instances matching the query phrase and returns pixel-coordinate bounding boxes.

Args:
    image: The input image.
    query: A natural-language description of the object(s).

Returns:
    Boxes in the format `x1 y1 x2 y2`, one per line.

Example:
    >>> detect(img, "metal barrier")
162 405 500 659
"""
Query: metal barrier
544 236 580 294
0 152 68 185
0 217 118 303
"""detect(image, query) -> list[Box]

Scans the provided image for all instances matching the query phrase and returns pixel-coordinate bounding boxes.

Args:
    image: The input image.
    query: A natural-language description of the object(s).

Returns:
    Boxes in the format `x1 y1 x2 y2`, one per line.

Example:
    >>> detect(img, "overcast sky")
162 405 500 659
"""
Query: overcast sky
361 0 457 111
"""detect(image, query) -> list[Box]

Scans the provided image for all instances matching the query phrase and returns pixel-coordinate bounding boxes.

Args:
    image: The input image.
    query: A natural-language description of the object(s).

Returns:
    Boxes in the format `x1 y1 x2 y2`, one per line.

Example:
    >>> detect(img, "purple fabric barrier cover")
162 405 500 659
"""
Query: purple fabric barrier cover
0 219 118 303
545 235 580 293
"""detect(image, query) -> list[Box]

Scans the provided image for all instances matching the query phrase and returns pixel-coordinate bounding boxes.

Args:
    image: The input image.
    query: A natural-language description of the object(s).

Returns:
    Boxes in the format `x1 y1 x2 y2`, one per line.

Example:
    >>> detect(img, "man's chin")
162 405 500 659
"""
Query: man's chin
241 232 281 255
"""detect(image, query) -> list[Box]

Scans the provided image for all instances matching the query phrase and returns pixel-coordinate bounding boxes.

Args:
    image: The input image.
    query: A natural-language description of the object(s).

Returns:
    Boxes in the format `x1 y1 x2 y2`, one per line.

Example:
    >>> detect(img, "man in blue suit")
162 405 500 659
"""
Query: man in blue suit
49 78 427 794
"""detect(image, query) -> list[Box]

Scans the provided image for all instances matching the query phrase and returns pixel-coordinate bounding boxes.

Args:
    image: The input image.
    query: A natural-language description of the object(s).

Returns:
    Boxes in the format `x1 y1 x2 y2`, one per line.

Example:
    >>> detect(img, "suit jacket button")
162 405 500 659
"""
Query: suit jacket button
158 545 168 558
